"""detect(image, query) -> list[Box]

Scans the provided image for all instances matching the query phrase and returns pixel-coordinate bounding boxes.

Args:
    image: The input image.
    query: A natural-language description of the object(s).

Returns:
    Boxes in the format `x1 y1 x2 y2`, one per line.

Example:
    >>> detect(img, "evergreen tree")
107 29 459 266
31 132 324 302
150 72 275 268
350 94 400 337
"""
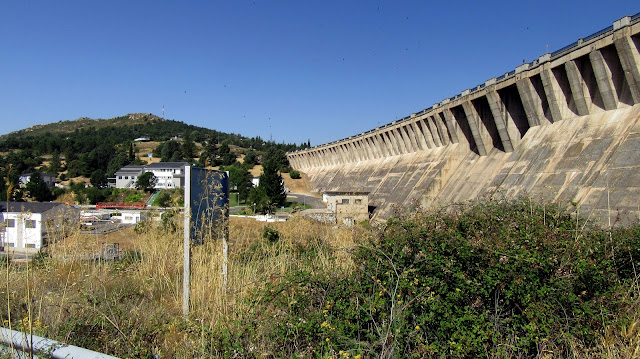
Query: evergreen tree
182 132 197 160
219 140 236 165
26 171 53 202
248 186 269 214
161 141 183 162
259 158 286 209
128 143 135 162
90 169 108 188
263 146 290 172
243 148 258 165
46 152 62 175
228 164 253 202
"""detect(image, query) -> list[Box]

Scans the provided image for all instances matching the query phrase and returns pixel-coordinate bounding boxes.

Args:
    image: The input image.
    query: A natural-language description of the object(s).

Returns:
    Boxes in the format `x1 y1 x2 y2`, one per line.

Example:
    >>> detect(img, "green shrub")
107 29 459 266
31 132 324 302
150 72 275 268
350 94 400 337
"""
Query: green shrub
262 226 280 243
242 198 640 357
289 170 301 179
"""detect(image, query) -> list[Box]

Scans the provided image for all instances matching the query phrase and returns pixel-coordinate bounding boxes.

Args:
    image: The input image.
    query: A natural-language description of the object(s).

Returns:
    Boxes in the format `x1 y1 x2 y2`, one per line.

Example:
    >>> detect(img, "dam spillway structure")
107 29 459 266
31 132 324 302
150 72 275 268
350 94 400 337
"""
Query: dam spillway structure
288 14 640 225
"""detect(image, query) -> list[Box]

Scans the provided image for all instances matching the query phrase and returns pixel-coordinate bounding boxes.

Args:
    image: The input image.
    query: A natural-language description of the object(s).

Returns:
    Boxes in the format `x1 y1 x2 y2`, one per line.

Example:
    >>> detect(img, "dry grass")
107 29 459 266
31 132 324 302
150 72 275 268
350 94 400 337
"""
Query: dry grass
2 213 639 358
1 216 360 357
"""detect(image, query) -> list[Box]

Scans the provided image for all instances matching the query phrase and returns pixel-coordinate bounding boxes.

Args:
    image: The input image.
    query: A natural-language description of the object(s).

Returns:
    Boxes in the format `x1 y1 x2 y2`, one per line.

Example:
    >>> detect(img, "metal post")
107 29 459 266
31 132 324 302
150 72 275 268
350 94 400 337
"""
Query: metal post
183 166 191 317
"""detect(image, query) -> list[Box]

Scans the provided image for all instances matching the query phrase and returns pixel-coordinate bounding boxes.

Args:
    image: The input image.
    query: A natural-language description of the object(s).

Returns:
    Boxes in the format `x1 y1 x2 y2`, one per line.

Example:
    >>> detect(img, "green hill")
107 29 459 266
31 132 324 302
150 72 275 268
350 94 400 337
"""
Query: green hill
1 113 166 139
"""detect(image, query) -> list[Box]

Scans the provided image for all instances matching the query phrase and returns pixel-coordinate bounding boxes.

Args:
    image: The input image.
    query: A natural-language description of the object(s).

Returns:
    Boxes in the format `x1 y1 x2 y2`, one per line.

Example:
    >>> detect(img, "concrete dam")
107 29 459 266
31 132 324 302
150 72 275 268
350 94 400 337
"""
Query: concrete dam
288 15 640 225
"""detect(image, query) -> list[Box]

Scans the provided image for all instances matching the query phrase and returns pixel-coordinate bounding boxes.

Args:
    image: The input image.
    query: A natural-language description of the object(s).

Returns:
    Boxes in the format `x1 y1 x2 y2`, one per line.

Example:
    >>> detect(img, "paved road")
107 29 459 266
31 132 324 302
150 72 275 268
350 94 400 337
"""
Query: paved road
287 193 324 209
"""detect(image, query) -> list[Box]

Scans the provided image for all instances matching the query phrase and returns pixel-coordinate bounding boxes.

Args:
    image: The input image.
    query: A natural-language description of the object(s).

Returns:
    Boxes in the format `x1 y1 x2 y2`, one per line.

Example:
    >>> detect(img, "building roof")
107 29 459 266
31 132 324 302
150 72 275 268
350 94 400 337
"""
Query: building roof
19 173 56 179
145 162 188 169
0 202 70 214
324 191 370 195
114 165 144 176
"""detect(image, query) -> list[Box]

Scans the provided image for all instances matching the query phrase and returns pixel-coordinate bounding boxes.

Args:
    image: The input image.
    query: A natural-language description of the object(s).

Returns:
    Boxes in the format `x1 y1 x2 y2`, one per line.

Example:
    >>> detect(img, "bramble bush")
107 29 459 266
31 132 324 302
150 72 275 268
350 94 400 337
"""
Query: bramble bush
237 198 640 358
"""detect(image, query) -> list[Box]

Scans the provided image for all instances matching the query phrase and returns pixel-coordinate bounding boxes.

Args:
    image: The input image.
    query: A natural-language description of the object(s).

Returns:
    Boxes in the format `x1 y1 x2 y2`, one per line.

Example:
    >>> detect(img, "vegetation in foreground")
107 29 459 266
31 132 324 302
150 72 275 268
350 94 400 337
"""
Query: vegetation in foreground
1 198 639 358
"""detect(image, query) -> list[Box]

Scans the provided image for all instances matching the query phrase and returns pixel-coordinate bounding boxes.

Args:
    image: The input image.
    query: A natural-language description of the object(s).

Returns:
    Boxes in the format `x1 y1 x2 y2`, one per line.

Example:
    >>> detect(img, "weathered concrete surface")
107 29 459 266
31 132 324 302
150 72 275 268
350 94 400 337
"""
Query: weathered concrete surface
289 15 640 226
301 106 640 225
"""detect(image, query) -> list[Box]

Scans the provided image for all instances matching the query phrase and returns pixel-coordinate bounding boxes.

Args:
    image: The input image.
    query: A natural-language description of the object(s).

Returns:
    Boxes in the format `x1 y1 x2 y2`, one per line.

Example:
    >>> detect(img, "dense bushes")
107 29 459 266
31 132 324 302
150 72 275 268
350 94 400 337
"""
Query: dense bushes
3 198 638 358
237 199 640 358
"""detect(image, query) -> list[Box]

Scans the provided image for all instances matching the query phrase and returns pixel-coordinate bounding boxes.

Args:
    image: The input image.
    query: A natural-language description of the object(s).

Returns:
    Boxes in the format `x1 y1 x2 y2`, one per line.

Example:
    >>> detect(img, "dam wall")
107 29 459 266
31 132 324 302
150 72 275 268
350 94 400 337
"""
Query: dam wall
288 15 640 225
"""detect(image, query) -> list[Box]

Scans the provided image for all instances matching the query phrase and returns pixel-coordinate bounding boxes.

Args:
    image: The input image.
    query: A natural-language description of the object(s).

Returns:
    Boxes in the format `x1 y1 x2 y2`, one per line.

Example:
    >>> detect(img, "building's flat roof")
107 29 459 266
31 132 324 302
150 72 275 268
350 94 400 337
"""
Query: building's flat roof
324 191 370 195
0 202 70 214
114 166 144 176
145 162 188 169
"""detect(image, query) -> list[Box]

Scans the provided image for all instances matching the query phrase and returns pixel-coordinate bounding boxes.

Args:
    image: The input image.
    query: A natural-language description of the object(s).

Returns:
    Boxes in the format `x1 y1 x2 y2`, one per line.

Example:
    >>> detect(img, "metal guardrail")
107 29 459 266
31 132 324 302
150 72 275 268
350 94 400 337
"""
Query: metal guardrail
0 327 120 358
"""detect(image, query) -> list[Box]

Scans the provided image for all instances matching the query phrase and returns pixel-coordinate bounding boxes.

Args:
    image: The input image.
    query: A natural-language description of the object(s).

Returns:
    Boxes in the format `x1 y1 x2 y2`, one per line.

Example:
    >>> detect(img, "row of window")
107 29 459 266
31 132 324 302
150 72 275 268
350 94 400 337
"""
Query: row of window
3 219 36 229
339 199 363 205
0 243 36 249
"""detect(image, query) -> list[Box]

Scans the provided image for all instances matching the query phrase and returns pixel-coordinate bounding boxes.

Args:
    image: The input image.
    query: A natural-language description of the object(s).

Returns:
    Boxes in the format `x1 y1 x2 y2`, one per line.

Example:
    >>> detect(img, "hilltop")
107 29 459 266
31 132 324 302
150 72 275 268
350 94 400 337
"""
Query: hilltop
0 112 310 204
0 113 166 139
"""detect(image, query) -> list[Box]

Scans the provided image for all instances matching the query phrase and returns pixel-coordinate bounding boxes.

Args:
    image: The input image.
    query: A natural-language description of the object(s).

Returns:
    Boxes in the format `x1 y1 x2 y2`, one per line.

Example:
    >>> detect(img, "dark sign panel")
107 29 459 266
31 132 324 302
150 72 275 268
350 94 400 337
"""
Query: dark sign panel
186 167 229 245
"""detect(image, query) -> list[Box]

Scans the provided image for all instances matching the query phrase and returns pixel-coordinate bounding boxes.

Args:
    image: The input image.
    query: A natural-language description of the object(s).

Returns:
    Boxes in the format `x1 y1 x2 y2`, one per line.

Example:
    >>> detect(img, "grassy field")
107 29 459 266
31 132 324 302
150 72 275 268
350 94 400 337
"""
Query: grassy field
1 199 639 358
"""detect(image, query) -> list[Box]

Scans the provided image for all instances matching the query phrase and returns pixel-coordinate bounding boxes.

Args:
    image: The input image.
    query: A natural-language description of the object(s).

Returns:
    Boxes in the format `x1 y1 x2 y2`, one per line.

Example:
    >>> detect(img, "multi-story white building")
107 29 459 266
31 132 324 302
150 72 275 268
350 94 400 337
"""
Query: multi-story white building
112 162 188 189
0 202 79 253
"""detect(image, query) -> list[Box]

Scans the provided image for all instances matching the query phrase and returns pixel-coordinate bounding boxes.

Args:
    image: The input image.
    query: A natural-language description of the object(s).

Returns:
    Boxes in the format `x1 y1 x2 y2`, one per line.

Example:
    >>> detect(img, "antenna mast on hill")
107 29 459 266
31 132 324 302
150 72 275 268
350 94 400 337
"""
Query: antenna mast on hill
162 105 165 119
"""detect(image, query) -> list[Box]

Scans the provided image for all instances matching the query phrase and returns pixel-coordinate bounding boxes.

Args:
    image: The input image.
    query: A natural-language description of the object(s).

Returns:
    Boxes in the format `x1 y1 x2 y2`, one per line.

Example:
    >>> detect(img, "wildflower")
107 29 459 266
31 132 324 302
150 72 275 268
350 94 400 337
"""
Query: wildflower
415 325 420 330
355 355 362 359
326 338 330 342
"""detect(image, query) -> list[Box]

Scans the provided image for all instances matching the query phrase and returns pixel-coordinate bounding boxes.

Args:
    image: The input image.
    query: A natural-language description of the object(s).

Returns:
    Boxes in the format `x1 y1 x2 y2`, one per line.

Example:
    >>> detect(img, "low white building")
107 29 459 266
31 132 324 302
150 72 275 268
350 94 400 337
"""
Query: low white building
110 211 144 224
0 202 79 253
112 162 188 189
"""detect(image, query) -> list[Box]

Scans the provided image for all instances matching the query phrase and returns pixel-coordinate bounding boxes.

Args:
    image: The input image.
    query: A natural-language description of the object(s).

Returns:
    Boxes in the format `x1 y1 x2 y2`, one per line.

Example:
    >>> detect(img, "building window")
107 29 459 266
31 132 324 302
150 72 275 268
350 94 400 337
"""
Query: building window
26 244 36 249
25 220 36 229
341 199 350 205
6 219 15 228
7 243 15 248
355 199 362 205
118 176 122 179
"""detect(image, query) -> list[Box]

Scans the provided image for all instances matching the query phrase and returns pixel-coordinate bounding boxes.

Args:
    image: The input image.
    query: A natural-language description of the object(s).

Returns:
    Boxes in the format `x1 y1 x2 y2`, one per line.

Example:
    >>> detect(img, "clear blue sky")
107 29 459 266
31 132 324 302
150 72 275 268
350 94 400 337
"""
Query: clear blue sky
1 1 638 146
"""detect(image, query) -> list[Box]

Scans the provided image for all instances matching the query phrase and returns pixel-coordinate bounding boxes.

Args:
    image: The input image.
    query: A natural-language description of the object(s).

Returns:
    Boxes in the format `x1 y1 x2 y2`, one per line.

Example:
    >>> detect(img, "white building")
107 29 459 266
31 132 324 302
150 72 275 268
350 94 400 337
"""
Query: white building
113 165 144 188
112 162 188 189
1 202 79 253
19 173 56 188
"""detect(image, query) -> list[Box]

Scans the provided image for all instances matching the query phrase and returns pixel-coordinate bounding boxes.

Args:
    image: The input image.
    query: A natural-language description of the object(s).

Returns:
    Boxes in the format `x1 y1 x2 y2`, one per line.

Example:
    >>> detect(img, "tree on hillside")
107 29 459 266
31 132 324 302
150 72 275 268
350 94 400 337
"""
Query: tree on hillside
107 152 130 177
128 142 136 162
26 171 53 202
90 169 108 188
160 141 184 162
182 132 197 160
263 146 290 172
243 148 258 166
199 140 220 167
135 172 157 192
46 152 63 175
218 140 236 166
259 158 287 209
